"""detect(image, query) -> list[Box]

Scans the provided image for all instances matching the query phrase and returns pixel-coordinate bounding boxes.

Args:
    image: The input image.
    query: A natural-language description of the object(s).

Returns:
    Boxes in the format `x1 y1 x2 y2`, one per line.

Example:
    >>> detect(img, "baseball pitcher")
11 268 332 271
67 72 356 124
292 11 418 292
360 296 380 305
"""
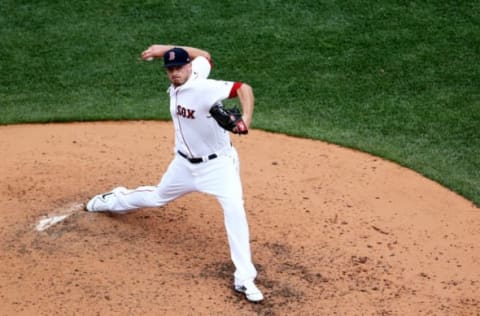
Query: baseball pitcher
85 44 263 302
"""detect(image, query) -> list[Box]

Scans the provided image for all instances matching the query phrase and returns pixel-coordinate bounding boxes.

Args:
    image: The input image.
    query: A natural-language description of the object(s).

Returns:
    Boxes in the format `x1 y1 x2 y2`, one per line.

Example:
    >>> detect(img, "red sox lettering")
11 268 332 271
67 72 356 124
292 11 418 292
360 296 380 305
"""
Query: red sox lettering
176 105 195 119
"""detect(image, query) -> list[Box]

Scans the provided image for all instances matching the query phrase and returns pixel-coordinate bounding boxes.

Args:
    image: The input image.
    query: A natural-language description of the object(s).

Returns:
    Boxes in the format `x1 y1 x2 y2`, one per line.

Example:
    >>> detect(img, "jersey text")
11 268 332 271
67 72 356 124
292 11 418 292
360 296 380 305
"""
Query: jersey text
177 105 196 119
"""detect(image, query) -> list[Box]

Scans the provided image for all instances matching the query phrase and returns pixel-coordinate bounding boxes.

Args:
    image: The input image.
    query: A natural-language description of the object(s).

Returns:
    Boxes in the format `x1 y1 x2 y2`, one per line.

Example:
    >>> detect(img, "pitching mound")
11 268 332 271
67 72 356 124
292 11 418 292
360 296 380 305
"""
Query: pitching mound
0 121 478 315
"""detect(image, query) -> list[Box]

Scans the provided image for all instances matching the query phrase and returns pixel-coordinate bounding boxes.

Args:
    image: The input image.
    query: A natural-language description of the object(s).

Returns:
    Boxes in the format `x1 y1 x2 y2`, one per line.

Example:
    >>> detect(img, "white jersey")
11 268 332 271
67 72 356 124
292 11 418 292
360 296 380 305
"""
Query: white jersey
168 56 236 157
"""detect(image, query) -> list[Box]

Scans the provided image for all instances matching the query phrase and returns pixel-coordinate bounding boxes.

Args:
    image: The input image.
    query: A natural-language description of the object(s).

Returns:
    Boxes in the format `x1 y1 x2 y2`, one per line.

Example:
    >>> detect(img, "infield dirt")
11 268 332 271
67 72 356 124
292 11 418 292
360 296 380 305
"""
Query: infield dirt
0 121 479 315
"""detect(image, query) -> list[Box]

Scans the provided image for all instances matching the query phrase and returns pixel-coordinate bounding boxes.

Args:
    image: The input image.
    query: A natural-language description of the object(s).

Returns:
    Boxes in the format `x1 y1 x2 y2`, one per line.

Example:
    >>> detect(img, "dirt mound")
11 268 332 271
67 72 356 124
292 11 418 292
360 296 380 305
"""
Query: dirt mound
0 121 478 315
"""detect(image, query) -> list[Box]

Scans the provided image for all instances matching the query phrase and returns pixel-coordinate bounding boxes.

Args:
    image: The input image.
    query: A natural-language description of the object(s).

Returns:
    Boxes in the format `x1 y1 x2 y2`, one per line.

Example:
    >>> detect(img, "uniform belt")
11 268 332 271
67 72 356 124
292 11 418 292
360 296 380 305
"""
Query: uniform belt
177 151 218 164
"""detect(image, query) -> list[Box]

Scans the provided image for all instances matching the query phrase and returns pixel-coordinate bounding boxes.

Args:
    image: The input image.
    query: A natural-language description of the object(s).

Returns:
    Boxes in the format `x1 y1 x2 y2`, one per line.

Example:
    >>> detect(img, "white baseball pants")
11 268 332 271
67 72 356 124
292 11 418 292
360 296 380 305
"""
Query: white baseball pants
98 147 257 285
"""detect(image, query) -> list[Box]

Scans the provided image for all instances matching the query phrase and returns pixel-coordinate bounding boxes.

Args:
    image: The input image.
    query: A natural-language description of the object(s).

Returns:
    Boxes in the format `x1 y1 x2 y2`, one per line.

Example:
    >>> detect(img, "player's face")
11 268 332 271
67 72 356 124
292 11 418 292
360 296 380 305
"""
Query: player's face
166 63 192 87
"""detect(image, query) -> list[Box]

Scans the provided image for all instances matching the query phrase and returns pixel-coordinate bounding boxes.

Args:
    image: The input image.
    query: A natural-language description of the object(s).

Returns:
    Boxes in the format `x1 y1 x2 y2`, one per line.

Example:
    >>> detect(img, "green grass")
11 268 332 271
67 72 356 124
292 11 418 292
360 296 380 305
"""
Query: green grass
1 0 478 205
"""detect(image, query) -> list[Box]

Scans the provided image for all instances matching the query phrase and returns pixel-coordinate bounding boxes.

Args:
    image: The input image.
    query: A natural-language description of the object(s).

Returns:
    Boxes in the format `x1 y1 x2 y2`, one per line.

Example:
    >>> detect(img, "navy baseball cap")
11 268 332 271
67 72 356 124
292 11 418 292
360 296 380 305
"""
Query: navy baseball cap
163 47 191 68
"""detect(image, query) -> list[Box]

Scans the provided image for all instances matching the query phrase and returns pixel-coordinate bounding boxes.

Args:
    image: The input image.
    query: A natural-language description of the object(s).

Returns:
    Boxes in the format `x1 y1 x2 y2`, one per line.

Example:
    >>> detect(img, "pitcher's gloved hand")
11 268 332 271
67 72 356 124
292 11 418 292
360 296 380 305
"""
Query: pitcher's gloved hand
209 104 248 134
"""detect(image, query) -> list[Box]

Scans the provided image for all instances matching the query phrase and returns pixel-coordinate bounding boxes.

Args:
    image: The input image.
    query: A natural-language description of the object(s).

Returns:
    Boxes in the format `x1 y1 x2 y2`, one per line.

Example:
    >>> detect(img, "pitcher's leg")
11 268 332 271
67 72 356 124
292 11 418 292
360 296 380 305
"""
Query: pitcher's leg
86 186 172 213
217 196 258 283
86 157 194 213
197 149 258 284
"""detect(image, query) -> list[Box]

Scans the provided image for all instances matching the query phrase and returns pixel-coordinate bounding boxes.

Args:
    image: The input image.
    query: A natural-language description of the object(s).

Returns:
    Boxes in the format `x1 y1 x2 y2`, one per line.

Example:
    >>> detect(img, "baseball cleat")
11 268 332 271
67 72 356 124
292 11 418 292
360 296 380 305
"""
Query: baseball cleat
234 280 264 303
85 187 126 212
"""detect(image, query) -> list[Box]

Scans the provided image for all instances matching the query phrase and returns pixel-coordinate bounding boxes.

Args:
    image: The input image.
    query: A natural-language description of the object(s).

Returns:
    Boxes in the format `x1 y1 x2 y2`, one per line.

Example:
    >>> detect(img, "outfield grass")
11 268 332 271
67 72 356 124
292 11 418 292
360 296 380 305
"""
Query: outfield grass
1 1 478 205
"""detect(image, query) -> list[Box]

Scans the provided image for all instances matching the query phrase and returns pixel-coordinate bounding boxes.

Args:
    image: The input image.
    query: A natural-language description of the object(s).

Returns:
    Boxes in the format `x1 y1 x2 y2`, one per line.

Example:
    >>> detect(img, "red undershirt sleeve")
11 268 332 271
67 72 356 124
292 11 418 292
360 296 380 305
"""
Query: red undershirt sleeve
207 57 213 69
228 82 243 98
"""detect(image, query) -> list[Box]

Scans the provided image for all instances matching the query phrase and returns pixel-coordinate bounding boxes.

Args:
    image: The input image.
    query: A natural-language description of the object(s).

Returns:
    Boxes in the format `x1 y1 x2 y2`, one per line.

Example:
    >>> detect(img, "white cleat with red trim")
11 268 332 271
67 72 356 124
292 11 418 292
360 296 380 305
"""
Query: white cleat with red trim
85 187 127 212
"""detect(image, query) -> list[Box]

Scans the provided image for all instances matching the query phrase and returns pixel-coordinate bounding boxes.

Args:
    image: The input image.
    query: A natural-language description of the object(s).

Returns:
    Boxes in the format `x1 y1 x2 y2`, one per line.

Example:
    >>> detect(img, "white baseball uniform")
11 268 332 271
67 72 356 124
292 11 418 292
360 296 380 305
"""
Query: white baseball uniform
93 56 258 285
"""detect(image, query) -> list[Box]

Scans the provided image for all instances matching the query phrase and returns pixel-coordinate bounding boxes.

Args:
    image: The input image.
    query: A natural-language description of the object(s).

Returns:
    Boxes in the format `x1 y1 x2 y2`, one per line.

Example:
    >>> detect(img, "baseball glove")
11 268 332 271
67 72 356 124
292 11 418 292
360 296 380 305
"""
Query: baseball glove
209 103 248 134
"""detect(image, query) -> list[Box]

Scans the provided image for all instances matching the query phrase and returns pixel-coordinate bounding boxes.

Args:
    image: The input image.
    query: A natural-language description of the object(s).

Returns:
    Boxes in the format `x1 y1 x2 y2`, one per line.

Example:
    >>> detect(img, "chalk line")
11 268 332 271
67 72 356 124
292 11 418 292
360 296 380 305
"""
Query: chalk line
35 202 84 232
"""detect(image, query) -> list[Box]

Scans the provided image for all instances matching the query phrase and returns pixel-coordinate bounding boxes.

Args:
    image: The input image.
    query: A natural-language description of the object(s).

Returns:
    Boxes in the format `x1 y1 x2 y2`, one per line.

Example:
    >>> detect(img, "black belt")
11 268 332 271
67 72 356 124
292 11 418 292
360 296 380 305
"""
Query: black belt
177 151 218 164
